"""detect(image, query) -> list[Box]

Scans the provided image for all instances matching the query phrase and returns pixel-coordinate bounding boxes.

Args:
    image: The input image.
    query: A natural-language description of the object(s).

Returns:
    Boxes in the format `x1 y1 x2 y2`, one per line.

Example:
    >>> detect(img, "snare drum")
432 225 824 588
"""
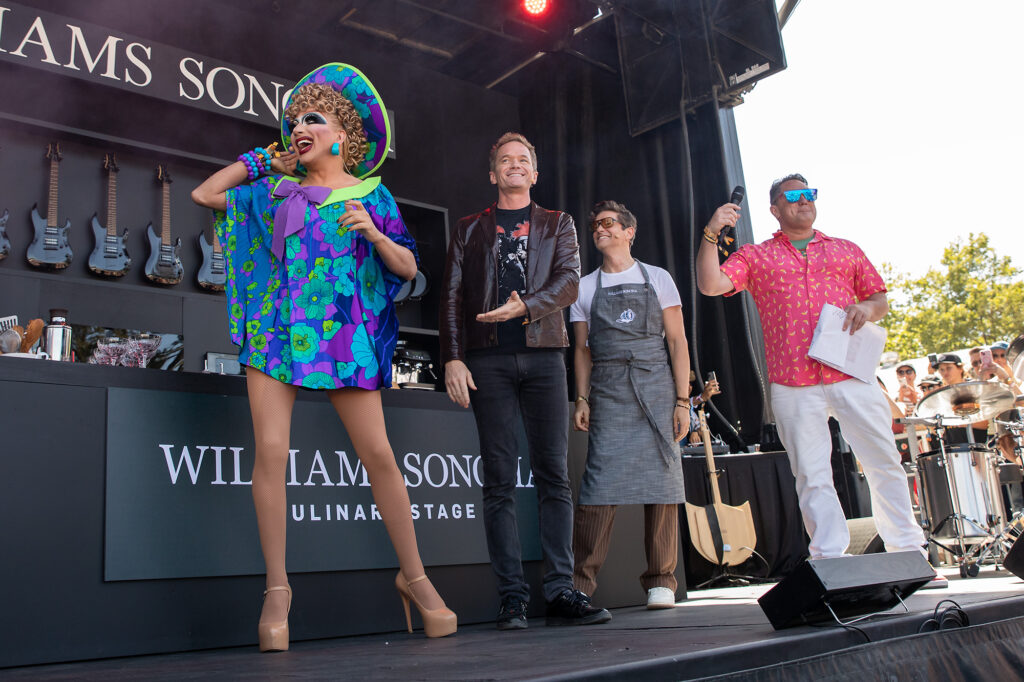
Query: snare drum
917 444 1004 541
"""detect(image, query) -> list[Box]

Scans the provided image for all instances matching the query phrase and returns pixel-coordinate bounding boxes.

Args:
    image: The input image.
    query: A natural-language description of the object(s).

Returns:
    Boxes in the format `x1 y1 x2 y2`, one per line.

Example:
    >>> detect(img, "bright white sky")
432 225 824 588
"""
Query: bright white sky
733 1 1024 278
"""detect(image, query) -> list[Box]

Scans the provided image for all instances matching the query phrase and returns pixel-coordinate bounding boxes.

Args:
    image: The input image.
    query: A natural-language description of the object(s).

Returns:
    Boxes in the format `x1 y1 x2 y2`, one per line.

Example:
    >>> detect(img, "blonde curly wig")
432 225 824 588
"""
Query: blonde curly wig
284 83 367 175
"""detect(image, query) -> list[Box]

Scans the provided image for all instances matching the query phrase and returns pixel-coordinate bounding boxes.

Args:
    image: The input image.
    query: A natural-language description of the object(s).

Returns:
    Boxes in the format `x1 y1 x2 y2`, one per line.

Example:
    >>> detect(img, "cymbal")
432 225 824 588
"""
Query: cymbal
915 380 1015 425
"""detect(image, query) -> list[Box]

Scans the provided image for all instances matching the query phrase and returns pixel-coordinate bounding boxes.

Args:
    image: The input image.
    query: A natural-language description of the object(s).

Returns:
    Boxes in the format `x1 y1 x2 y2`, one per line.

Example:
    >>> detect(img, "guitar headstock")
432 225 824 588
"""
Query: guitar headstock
46 143 63 162
104 153 119 173
156 164 173 184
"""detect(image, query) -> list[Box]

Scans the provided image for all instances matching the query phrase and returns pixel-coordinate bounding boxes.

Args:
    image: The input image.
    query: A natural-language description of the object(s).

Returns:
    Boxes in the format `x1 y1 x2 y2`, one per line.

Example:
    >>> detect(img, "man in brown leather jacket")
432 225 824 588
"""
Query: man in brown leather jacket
440 132 610 629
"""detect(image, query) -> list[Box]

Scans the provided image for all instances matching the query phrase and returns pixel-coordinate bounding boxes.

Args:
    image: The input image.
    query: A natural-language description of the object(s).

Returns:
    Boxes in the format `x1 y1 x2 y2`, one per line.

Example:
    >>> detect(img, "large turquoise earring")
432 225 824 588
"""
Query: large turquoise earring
331 142 341 156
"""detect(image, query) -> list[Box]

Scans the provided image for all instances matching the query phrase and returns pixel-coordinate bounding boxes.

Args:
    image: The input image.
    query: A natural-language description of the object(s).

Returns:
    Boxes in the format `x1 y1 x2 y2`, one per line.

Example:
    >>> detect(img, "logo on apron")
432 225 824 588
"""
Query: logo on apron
615 308 636 324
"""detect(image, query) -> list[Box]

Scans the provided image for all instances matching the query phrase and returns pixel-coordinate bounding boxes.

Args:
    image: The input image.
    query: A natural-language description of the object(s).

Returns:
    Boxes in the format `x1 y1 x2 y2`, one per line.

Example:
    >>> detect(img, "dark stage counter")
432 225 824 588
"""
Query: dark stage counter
0 359 804 667
0 359 530 667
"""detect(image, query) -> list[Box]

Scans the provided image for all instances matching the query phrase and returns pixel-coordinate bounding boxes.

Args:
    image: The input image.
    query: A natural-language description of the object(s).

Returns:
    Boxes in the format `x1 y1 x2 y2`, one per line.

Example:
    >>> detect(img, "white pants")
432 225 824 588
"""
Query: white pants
771 379 925 559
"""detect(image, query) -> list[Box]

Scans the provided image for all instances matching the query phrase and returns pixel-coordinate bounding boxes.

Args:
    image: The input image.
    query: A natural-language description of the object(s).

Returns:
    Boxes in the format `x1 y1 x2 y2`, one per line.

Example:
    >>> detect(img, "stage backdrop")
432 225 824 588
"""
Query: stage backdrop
105 387 540 581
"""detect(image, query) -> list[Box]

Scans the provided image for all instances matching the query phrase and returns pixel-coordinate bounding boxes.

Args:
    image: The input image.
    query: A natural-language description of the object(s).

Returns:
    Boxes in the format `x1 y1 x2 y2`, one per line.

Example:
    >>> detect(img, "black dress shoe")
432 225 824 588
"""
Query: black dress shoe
497 596 528 630
545 589 611 626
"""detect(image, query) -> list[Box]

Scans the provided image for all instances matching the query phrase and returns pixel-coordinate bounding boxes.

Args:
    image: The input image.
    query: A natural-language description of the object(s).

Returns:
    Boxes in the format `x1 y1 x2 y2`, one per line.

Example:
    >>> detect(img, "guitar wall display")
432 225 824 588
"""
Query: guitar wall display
0 208 10 260
88 154 132 277
196 216 226 292
145 165 183 285
27 143 73 269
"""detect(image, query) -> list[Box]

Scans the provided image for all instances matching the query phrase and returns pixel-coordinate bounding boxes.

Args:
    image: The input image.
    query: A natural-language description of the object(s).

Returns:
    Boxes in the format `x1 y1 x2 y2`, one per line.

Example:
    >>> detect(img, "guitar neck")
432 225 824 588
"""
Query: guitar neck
700 408 723 506
161 180 171 245
106 170 118 236
211 223 222 255
47 157 59 228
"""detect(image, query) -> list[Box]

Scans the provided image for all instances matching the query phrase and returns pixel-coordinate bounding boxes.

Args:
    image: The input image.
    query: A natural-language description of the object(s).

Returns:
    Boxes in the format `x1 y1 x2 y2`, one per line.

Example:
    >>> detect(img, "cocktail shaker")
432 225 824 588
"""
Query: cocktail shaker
43 308 73 361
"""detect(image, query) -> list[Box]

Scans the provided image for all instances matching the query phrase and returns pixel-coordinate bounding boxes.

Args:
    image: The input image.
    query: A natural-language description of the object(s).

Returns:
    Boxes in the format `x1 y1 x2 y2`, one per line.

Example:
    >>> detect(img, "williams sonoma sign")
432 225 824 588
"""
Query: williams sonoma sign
0 2 287 128
105 388 542 581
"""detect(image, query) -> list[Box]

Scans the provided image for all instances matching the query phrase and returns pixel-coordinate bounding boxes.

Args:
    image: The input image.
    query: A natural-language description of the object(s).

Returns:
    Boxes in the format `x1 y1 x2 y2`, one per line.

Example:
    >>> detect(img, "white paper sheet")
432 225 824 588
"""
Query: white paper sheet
807 303 887 384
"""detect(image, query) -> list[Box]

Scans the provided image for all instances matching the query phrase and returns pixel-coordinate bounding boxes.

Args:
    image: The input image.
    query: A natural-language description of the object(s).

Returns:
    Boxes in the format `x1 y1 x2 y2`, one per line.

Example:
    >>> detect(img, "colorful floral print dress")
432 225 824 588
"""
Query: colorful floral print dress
215 175 417 389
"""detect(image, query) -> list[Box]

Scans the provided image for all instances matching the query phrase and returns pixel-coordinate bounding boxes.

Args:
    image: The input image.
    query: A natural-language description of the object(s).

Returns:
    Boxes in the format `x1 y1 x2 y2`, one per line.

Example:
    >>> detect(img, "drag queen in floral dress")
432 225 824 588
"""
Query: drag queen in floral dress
192 63 456 651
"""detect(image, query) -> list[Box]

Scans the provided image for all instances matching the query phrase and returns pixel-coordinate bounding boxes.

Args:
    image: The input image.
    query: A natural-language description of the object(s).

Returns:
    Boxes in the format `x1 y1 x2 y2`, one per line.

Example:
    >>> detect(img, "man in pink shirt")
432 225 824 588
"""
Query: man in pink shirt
695 173 925 560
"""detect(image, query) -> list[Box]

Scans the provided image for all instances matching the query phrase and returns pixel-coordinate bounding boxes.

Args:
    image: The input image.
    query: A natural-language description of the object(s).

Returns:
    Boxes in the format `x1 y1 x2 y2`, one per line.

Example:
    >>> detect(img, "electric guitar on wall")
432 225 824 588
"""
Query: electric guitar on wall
196 216 226 292
0 208 10 260
88 153 132 277
27 143 73 269
145 165 183 285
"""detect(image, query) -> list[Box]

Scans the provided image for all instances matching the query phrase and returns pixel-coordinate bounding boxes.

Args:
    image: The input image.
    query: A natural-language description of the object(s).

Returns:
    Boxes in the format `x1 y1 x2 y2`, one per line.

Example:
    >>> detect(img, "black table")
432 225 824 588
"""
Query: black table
680 451 809 586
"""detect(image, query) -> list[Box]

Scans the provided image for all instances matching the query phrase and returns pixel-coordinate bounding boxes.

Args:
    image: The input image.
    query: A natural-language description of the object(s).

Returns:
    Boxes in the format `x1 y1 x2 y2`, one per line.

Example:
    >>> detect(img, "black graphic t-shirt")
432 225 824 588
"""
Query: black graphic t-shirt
495 206 530 349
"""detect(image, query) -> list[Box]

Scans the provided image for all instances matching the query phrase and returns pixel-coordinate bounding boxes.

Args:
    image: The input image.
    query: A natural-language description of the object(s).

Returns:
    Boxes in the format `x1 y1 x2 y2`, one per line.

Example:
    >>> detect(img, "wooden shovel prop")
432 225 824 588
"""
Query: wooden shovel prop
685 407 757 566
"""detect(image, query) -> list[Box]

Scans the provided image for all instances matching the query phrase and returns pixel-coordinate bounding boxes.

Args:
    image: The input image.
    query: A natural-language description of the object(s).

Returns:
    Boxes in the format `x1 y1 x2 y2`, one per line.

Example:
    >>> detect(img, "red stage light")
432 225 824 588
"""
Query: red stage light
523 0 549 16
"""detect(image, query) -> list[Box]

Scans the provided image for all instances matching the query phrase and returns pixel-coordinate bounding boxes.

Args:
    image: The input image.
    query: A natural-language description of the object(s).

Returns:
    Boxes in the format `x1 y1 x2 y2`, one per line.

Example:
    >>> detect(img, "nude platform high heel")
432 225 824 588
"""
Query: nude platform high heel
395 573 457 638
258 585 292 652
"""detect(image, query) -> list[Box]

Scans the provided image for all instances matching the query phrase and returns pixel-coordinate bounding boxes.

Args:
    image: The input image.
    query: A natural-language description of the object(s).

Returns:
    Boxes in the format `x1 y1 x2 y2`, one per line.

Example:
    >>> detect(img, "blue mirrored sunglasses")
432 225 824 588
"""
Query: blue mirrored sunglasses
782 188 817 202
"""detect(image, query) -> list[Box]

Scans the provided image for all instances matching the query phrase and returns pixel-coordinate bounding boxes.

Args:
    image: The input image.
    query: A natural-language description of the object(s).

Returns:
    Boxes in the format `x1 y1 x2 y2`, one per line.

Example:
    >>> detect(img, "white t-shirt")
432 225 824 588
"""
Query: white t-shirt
569 261 682 326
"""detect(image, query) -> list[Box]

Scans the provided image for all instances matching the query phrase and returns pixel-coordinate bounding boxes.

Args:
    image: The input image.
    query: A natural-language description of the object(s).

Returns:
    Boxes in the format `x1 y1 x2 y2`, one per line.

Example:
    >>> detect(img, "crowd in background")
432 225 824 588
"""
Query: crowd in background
885 341 1020 416
879 341 1023 463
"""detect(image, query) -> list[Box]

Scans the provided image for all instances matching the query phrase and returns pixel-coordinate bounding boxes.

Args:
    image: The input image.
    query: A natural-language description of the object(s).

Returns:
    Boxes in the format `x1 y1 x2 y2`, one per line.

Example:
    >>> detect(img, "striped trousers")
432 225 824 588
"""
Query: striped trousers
572 503 679 595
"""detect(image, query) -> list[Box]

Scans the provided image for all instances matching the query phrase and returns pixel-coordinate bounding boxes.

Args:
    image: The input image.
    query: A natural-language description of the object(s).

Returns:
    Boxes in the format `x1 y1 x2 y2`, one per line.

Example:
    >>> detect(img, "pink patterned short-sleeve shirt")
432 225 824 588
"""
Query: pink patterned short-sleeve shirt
720 230 886 387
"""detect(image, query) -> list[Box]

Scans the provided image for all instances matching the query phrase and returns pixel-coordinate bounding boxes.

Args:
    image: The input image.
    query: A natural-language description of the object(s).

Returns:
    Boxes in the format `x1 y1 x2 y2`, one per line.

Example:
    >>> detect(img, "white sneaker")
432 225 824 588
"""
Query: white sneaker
646 586 676 609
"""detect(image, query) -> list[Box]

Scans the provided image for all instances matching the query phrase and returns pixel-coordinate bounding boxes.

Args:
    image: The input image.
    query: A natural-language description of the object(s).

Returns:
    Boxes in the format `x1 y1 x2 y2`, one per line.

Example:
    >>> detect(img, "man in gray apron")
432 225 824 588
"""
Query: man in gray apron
570 200 690 610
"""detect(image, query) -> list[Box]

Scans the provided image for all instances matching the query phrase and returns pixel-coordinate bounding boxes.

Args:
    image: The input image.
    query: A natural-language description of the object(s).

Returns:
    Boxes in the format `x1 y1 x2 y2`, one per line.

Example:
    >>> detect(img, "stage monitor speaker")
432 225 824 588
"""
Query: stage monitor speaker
1003 529 1024 580
757 552 934 630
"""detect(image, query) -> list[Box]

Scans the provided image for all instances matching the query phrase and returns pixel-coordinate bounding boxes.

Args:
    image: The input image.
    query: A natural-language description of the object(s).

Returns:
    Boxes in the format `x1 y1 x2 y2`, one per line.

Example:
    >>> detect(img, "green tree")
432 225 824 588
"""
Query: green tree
882 232 1024 358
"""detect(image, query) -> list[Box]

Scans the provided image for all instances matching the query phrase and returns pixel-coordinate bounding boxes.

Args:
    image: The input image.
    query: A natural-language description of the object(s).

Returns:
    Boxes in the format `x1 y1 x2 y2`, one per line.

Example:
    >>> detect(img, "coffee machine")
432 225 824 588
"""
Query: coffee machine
392 340 437 390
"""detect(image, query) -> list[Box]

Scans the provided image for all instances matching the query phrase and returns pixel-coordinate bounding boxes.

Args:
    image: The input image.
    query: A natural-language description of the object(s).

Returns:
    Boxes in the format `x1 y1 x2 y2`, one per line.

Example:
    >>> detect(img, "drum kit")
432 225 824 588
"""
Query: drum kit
904 378 1024 577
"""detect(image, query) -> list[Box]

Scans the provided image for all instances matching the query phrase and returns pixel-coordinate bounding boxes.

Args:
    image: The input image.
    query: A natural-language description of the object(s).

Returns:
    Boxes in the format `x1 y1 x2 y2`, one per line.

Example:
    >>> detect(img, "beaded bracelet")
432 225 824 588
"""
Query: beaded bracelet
237 151 259 180
237 143 280 180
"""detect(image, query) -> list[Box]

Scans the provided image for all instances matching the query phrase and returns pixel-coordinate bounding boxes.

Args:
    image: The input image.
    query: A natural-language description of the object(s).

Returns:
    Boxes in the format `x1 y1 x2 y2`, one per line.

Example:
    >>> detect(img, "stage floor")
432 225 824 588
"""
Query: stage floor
6 566 1024 681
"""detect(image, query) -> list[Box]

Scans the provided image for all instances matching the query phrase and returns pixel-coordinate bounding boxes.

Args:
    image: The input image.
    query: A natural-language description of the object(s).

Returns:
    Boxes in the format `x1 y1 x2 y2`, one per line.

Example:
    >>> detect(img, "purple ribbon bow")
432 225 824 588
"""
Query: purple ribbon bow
271 179 332 261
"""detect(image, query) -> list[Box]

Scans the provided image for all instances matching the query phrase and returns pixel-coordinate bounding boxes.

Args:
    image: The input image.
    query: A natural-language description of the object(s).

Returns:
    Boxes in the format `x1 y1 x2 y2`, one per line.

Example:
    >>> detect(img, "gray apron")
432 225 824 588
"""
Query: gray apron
578 262 686 505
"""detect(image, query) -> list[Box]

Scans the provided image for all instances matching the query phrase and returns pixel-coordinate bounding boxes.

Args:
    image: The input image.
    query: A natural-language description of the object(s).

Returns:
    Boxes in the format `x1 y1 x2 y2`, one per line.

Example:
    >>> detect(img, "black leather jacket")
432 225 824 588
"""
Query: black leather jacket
440 202 580 364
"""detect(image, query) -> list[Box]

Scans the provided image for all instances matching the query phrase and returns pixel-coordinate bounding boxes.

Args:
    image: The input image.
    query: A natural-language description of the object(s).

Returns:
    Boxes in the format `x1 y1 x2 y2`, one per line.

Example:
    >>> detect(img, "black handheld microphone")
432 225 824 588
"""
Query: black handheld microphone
718 186 744 246
729 185 745 207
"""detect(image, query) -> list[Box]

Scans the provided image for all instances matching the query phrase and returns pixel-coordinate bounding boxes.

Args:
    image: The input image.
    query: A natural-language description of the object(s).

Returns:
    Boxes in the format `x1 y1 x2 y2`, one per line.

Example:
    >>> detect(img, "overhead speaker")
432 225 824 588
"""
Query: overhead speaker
758 552 934 630
614 2 684 136
615 0 786 136
676 0 787 110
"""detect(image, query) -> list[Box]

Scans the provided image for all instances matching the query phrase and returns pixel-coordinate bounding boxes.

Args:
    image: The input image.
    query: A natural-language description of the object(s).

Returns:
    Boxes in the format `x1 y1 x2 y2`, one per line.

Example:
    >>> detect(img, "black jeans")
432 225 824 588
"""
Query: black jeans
465 350 574 603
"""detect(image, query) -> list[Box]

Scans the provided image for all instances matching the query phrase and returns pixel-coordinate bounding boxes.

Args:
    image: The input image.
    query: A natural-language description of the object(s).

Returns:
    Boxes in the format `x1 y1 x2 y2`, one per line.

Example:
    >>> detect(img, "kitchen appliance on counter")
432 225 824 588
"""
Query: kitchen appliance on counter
392 340 437 390
43 309 73 361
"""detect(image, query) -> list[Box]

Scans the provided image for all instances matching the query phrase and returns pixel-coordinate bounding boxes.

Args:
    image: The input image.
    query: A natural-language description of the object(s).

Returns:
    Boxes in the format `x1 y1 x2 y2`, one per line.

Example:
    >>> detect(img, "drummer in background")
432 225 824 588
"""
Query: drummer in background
933 353 988 446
